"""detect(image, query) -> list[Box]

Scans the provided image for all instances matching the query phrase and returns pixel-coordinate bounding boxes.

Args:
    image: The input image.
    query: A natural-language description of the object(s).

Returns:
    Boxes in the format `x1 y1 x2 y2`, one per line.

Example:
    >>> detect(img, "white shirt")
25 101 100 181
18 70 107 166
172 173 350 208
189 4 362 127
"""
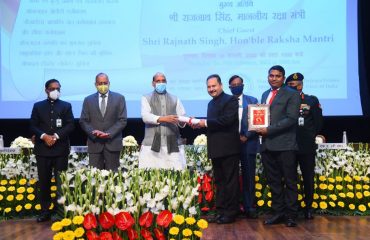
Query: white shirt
266 88 280 104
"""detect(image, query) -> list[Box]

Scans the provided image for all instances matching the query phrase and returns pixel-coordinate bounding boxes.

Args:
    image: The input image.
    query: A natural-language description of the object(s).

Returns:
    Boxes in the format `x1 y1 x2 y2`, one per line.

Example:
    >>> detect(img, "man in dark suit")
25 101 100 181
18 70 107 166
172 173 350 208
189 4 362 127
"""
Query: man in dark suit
285 72 323 220
30 79 75 222
198 74 241 224
229 75 259 219
80 73 127 170
255 65 300 227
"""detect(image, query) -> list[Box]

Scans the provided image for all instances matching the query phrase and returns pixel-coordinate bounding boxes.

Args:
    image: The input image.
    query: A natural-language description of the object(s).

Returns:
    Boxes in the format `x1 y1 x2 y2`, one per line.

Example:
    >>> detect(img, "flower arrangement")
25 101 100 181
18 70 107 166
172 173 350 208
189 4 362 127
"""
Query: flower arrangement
122 136 139 147
10 136 34 148
193 134 207 146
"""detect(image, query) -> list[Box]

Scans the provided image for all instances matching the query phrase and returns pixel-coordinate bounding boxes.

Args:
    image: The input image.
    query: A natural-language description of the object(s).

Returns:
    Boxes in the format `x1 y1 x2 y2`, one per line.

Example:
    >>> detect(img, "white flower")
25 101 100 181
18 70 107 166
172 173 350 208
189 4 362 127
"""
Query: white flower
57 196 66 205
188 206 197 215
10 136 34 148
122 136 138 146
193 134 207 145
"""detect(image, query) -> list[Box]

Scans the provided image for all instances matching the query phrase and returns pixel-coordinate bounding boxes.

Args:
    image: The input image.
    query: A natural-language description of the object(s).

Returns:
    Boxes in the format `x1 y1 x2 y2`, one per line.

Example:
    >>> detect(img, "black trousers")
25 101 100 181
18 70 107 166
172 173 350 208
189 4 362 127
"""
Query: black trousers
297 152 316 209
36 155 68 212
261 150 298 217
240 151 257 212
212 154 240 218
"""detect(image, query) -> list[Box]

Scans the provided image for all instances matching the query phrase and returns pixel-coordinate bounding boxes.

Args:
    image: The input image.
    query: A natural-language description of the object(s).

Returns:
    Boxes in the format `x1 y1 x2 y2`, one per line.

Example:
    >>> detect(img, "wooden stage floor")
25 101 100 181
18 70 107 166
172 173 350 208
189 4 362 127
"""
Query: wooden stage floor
0 215 369 240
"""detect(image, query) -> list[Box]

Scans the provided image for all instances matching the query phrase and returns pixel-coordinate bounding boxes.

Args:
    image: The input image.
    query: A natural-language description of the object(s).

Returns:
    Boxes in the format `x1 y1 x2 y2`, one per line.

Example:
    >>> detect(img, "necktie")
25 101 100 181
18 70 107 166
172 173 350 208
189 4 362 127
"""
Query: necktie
100 94 106 116
268 89 278 105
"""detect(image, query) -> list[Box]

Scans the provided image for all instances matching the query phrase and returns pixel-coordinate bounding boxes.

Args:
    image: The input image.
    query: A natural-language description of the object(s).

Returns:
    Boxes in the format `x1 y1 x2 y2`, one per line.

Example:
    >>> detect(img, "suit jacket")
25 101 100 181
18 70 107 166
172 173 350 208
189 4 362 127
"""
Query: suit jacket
30 99 75 157
240 94 259 154
260 86 300 152
207 92 241 159
79 91 127 153
297 93 323 153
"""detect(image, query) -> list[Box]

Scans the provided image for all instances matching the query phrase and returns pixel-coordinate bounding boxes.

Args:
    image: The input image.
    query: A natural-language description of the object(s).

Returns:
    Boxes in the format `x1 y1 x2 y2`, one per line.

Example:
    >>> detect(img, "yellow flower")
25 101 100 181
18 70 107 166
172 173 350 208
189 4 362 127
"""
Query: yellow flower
354 176 361 181
301 201 306 208
194 230 203 238
197 219 208 229
328 184 334 191
363 176 369 182
312 202 318 209
16 194 24 201
335 176 343 182
349 204 355 210
363 185 369 190
267 200 272 207
344 175 353 183
5 207 12 213
50 186 57 191
74 227 85 238
320 195 327 200
173 214 185 225
0 194 3 201
339 192 346 198
6 195 14 201
17 187 26 194
297 184 300 190
27 187 34 193
319 183 327 190
25 203 32 210
319 176 327 181
368 202 370 208
319 201 328 209
19 179 27 185
63 230 75 240
29 179 37 185
329 194 337 201
347 184 353 190
51 193 56 198
257 200 264 206
53 232 64 240
358 204 366 212
255 191 262 198
346 192 354 198
182 228 192 237
27 194 35 201
364 191 370 197
313 193 319 200
7 186 15 192
314 183 318 189
49 203 54 210
338 201 345 208
51 178 56 183
255 183 262 190
72 216 84 225
336 185 343 191
267 192 271 198
9 179 17 185
356 192 363 199
298 194 303 201
329 201 336 207
35 204 41 210
185 217 196 225
16 205 23 212
328 177 335 183
255 175 260 182
169 227 179 235
0 180 8 185
355 184 362 190
51 221 63 231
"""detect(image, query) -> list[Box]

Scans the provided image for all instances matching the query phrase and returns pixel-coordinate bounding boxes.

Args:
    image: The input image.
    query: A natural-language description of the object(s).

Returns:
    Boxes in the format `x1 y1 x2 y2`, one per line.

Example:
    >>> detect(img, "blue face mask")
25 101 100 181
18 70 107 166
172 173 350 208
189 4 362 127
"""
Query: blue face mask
155 83 167 94
229 85 244 96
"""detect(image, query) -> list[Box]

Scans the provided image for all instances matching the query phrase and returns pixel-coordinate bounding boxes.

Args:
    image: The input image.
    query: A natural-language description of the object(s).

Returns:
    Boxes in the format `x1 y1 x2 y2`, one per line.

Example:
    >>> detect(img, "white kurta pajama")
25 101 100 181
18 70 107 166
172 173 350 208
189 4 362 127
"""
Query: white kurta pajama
138 94 187 170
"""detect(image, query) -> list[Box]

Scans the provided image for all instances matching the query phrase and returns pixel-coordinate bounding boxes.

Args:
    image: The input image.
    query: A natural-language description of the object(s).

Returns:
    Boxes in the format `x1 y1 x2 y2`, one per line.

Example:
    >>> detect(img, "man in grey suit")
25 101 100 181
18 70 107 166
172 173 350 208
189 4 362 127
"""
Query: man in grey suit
255 65 300 227
80 73 127 170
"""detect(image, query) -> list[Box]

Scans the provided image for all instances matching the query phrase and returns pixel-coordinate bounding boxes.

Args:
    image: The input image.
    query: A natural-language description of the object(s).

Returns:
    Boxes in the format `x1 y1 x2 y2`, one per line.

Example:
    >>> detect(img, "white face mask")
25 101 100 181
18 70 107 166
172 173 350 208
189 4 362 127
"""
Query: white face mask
49 90 60 100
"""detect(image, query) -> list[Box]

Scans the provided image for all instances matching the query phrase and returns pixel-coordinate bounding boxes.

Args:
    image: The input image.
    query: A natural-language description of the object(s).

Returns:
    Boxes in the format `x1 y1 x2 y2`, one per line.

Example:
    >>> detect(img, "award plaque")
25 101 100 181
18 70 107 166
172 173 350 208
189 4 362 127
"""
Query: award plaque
248 104 270 130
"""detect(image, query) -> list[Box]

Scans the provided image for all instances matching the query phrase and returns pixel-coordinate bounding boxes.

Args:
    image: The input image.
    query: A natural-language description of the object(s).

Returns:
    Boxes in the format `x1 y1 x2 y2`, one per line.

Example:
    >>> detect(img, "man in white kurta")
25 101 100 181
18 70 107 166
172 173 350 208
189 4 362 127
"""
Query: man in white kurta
138 72 187 170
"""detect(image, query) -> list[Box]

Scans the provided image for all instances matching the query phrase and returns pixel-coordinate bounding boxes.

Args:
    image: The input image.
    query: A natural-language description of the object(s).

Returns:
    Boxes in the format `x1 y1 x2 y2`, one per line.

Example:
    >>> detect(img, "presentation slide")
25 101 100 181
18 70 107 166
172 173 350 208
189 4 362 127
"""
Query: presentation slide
0 0 361 118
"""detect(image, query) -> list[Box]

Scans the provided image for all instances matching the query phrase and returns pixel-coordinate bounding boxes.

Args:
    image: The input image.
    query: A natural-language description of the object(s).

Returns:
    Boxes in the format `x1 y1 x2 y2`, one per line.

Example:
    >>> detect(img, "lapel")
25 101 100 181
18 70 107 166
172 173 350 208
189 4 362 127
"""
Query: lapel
270 88 283 106
93 92 104 119
262 91 269 104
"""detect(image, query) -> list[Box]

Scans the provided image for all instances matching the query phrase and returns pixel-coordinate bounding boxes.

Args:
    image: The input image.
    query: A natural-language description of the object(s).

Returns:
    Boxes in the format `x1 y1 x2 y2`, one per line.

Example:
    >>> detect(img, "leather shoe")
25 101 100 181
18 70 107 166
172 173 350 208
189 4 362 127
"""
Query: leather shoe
263 214 285 225
216 216 235 224
36 211 51 222
285 218 297 227
305 210 314 220
206 214 222 223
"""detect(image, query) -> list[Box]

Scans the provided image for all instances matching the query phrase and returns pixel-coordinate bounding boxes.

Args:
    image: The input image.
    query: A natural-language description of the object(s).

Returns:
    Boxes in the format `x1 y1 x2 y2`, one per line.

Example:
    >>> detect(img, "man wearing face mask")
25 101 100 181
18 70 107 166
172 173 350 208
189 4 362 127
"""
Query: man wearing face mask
138 72 187 170
80 73 127 170
229 75 259 219
285 72 323 220
30 79 75 222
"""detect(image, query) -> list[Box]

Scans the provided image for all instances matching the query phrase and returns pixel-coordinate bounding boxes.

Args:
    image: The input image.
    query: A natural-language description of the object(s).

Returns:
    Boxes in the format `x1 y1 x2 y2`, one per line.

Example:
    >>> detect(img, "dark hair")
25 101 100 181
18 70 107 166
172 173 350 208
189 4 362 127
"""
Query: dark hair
207 74 222 84
45 79 60 89
268 65 285 76
95 72 109 82
228 75 243 85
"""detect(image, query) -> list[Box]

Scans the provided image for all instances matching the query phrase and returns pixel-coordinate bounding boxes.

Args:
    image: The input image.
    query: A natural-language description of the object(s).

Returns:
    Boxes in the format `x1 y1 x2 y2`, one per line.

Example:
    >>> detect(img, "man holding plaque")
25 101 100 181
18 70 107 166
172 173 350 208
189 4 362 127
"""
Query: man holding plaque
138 72 187 170
197 74 240 224
228 75 259 219
285 72 323 220
255 65 300 227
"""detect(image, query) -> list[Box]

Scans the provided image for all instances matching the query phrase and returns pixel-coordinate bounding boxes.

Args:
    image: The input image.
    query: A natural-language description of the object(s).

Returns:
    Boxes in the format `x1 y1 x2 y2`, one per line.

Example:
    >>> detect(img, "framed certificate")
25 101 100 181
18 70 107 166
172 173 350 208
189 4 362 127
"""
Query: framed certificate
247 104 270 130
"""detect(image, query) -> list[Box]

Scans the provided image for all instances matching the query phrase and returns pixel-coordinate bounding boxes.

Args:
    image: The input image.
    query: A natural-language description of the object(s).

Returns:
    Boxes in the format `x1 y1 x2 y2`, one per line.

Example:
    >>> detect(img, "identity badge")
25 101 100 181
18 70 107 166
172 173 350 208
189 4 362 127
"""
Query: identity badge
56 118 62 127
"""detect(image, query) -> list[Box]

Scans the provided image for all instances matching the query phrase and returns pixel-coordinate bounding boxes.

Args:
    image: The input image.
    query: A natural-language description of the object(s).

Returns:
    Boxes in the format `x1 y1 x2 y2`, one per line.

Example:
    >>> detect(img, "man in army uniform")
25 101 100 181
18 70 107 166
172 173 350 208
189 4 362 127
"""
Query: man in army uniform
285 72 323 220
